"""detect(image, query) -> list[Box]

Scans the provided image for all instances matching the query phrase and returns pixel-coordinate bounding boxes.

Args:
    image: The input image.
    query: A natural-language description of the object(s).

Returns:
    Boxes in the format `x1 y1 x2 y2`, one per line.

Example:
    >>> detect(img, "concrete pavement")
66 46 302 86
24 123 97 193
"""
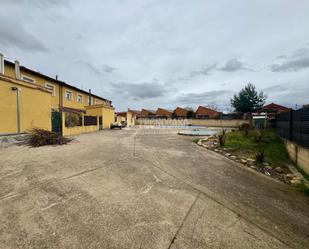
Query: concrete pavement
0 128 308 248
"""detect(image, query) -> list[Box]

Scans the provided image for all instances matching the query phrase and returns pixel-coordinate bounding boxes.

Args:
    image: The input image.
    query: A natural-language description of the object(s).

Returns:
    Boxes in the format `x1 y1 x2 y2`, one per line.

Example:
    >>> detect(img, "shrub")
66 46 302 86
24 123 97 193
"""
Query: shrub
26 129 72 147
255 130 265 164
65 112 82 127
219 128 227 146
239 123 251 137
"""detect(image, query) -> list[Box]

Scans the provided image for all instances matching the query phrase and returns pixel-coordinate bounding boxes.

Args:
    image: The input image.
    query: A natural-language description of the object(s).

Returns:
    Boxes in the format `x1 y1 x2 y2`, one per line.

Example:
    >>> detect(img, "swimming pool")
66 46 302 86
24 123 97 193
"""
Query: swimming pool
156 125 206 129
178 129 218 136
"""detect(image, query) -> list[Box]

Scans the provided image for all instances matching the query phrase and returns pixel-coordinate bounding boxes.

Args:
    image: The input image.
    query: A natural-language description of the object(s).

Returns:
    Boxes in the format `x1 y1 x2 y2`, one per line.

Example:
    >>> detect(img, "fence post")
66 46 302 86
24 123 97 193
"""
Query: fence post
289 108 293 141
82 113 85 133
62 112 66 136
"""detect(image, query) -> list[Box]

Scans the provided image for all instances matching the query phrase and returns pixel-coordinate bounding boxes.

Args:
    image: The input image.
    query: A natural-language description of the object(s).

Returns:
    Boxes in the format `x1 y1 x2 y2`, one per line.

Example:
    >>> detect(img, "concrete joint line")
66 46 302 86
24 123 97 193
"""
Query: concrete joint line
0 158 119 202
139 154 293 249
167 193 200 249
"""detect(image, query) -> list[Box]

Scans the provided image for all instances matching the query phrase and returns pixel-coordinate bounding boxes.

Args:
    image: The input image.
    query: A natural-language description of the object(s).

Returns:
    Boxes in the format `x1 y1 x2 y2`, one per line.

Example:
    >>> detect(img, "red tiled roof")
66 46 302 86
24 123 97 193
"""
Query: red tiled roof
156 108 173 117
195 106 220 116
263 103 290 112
174 107 188 117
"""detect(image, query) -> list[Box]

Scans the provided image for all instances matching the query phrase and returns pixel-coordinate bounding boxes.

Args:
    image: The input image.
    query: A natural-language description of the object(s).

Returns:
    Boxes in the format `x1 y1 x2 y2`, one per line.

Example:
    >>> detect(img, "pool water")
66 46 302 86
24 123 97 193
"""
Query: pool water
178 129 218 136
157 125 205 129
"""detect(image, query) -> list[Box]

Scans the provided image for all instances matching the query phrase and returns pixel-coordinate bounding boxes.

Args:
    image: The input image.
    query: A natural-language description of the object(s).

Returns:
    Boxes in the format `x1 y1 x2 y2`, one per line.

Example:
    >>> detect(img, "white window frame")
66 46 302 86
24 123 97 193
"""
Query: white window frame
45 83 56 96
65 89 73 101
77 94 83 103
21 75 36 84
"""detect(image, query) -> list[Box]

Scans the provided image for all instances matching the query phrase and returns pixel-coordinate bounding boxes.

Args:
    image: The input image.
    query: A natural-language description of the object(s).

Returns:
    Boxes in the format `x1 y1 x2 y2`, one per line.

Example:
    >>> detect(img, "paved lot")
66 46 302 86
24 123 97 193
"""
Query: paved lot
0 128 309 249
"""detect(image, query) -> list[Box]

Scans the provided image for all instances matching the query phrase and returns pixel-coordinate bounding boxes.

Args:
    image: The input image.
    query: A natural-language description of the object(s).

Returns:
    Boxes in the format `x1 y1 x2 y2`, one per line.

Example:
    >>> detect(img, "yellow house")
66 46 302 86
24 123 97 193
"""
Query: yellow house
0 53 115 134
0 74 51 134
115 109 137 127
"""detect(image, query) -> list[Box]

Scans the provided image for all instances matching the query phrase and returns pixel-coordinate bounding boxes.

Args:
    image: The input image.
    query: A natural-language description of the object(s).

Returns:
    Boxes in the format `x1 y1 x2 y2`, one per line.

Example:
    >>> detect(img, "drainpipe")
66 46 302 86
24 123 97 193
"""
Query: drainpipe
15 60 21 79
0 53 4 74
11 87 21 133
89 89 92 105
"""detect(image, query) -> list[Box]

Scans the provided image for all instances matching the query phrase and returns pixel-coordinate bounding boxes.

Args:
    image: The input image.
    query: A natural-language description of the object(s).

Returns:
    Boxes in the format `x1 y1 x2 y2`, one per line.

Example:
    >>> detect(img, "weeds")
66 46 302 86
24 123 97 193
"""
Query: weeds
192 138 200 144
239 123 251 137
255 130 265 164
218 128 227 146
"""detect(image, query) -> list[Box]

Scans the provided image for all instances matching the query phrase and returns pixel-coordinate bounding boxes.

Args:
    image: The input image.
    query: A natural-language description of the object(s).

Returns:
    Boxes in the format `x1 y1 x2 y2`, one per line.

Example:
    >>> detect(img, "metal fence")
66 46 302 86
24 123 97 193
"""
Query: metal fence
84 115 97 126
276 107 309 148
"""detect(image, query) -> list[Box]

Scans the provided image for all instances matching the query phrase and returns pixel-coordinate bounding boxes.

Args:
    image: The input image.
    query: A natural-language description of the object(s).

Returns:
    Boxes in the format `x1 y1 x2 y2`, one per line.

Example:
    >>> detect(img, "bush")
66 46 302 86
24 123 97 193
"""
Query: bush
219 128 227 146
65 112 82 127
254 130 265 164
239 123 251 137
26 129 72 147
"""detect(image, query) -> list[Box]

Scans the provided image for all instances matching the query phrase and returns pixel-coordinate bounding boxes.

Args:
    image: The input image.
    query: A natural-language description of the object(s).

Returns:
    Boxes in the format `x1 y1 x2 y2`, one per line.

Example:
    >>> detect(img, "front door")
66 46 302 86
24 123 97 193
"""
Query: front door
51 111 62 134
99 116 103 130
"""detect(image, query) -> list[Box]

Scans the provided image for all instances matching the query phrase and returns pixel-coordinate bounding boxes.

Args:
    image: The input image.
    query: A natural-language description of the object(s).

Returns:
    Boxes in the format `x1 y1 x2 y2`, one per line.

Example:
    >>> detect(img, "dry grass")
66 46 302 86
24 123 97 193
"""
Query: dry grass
25 129 72 147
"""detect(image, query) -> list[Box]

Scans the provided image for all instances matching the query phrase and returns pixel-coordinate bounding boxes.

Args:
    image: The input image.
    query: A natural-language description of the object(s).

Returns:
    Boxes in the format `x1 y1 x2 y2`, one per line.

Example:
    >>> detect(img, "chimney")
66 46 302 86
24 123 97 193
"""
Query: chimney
89 89 92 105
15 60 21 79
56 75 58 80
0 53 4 75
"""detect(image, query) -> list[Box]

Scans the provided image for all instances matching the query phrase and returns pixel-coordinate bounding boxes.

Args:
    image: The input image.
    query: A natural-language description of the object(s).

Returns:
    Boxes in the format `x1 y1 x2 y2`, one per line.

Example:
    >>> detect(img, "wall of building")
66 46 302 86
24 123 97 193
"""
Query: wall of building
102 106 115 129
63 125 99 136
116 115 125 124
61 112 99 136
0 77 51 134
126 111 136 127
4 64 60 109
85 105 115 129
136 118 248 127
284 139 309 175
4 63 108 111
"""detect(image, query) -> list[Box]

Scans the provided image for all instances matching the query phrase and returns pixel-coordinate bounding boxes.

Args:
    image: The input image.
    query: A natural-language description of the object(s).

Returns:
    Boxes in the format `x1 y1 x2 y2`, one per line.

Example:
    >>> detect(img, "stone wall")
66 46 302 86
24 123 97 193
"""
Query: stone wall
284 139 309 175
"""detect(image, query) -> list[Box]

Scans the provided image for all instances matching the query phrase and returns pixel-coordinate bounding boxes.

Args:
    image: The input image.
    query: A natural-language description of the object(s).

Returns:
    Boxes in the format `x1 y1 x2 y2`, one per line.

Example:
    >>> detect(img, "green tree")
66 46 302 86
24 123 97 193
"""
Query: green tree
231 83 266 113
187 109 195 119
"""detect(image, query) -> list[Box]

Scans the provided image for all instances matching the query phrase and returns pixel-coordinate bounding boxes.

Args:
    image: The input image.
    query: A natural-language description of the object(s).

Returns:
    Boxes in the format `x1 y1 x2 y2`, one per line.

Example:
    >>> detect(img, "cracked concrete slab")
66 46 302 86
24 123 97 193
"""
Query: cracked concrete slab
0 128 308 248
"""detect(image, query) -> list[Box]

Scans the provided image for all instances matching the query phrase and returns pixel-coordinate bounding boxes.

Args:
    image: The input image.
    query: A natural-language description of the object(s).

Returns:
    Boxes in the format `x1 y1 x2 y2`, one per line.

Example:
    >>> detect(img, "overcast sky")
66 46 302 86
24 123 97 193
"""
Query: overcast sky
1 0 309 111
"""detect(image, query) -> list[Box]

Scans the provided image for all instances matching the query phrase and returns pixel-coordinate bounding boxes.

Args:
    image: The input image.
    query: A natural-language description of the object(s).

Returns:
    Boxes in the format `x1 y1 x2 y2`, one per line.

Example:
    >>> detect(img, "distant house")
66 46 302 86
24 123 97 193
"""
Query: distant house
262 103 290 121
262 103 290 113
116 109 137 127
156 108 173 119
195 106 221 119
140 109 156 118
173 107 188 119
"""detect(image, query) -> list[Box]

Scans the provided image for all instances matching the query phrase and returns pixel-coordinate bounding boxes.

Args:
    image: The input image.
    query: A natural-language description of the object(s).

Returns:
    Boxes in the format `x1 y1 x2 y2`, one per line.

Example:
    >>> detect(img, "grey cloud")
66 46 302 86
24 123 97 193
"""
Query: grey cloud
77 61 117 75
0 17 47 52
110 82 167 99
190 64 217 77
270 57 309 72
220 58 246 72
177 90 232 104
262 84 290 93
102 65 117 73
77 61 101 75
291 48 309 58
3 0 70 7
276 55 287 59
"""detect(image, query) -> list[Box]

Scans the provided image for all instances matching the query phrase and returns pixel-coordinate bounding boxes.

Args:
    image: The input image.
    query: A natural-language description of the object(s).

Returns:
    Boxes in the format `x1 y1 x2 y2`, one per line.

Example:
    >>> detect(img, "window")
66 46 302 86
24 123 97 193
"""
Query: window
77 94 83 103
21 75 36 84
65 90 73 101
45 83 56 96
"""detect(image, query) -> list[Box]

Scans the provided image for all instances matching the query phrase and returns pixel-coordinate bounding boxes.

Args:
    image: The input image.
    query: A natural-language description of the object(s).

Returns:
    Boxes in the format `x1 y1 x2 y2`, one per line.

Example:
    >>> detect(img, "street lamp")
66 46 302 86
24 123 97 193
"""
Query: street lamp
11 87 21 133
